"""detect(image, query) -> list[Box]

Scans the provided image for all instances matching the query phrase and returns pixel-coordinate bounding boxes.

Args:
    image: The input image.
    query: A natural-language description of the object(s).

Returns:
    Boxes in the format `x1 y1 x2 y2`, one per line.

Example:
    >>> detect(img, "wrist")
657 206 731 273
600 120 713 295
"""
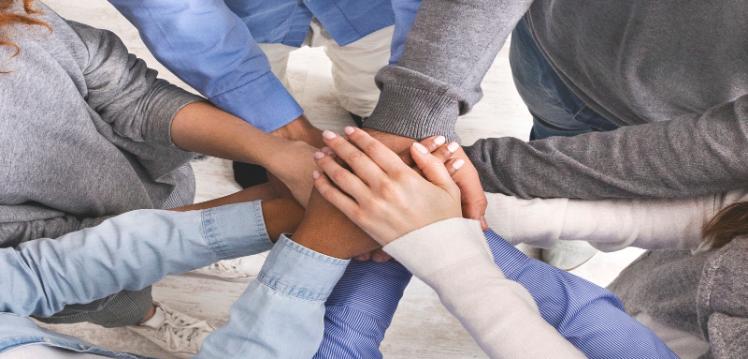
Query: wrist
363 128 415 154
262 198 305 241
272 115 323 147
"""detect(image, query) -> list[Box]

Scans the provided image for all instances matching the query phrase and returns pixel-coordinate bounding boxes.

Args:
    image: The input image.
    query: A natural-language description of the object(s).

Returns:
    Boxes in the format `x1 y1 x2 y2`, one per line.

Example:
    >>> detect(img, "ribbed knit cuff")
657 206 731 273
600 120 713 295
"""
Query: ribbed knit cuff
144 82 204 147
364 85 460 141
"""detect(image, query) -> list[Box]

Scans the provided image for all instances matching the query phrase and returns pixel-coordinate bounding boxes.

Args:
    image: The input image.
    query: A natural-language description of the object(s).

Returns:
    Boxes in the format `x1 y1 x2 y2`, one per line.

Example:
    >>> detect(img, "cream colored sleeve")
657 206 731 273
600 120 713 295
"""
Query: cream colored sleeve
384 218 584 359
484 190 748 251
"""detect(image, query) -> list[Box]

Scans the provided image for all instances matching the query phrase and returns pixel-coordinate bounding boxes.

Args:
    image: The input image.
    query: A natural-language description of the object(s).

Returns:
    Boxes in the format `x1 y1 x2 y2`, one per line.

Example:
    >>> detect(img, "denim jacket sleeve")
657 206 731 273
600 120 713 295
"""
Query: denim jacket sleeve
107 0 302 132
198 235 350 359
1 201 272 318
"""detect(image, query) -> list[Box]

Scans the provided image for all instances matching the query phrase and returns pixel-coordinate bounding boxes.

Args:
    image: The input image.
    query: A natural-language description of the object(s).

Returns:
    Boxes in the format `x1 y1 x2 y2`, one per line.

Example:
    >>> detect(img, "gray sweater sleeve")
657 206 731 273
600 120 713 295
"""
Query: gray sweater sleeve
0 215 107 248
69 21 202 146
364 0 534 140
466 95 748 199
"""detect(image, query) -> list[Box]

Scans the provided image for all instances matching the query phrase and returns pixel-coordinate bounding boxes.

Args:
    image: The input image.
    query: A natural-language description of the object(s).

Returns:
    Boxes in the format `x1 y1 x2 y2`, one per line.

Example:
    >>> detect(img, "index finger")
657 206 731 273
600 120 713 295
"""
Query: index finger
345 127 410 175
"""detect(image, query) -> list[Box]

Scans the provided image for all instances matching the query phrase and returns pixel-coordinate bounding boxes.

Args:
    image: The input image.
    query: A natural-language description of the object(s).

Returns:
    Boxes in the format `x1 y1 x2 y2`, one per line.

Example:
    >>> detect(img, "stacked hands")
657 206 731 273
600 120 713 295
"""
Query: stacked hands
283 126 489 261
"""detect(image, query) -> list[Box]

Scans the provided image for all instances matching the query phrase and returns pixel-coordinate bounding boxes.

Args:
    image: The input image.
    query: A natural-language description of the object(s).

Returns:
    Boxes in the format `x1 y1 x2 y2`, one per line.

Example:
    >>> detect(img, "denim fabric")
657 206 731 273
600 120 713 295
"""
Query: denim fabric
0 202 351 357
509 17 618 140
34 166 195 328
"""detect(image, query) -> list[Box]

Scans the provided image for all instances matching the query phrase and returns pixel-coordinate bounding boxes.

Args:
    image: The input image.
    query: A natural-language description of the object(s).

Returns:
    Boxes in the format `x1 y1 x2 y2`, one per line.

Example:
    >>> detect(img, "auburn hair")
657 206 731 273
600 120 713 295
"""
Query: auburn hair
703 201 748 249
0 0 47 57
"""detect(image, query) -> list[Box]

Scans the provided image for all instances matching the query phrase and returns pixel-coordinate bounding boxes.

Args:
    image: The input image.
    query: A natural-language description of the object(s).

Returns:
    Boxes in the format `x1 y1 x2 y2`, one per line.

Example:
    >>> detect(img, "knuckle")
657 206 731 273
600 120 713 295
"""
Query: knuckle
363 142 379 155
331 169 347 182
348 150 365 161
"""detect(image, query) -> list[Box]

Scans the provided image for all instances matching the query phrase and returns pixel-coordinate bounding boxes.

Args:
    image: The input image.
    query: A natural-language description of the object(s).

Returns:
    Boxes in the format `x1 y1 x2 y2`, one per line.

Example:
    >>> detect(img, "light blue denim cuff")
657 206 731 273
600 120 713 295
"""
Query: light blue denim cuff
209 72 303 133
201 201 273 261
258 235 350 301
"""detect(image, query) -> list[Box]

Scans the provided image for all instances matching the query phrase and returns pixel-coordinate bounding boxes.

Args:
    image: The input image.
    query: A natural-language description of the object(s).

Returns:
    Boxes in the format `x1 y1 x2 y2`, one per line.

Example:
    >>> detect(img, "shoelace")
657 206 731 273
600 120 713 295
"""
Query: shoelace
159 308 213 352
206 260 243 274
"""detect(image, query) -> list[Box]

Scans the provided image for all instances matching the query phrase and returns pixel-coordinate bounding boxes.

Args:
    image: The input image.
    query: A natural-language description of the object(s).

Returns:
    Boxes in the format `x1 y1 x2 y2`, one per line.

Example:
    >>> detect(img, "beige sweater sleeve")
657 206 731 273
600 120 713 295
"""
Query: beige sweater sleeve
484 190 748 252
384 218 584 359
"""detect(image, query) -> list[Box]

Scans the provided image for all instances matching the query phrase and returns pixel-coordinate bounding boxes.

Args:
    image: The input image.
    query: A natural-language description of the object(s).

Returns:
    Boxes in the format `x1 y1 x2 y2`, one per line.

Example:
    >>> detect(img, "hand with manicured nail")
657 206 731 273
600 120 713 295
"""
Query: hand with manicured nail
313 127 463 245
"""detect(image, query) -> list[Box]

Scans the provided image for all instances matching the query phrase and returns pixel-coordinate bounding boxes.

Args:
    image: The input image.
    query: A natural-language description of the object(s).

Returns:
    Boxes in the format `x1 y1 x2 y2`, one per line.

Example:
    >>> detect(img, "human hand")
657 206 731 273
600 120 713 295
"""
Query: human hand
291 189 379 259
426 143 488 229
272 115 324 147
264 140 319 206
353 135 463 261
367 128 488 229
263 115 324 207
313 127 463 245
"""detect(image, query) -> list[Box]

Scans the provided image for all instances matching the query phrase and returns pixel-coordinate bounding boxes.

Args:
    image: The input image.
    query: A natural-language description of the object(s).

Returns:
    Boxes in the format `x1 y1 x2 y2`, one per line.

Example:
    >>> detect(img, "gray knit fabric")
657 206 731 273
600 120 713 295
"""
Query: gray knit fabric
609 239 748 358
0 2 201 248
366 0 748 200
0 2 200 326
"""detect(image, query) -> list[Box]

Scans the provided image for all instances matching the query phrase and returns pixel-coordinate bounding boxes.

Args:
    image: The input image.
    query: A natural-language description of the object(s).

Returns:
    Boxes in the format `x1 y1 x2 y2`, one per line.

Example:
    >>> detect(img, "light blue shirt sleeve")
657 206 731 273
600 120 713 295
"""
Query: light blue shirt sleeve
199 235 350 359
1 202 272 318
107 0 303 132
484 229 678 359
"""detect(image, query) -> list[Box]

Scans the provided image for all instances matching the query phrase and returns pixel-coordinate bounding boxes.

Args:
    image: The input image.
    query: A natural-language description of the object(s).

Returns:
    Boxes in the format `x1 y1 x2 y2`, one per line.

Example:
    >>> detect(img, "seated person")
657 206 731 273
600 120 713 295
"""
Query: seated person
0 0 315 354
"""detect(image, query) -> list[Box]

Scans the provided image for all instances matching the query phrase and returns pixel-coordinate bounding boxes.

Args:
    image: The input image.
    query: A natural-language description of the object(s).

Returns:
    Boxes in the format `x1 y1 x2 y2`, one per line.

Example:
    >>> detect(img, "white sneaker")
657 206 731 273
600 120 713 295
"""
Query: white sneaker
129 303 214 358
191 254 267 281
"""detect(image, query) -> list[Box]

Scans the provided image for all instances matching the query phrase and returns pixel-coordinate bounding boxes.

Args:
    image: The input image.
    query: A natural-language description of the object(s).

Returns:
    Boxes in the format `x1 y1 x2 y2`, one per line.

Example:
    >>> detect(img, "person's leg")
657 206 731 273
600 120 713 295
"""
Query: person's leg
315 22 394 123
509 17 617 270
31 157 197 328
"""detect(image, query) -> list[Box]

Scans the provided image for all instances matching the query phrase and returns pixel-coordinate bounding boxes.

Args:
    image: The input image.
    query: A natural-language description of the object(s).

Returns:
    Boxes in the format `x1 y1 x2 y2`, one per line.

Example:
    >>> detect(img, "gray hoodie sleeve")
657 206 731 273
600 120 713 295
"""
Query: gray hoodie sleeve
364 0 535 140
466 95 748 199
69 21 202 146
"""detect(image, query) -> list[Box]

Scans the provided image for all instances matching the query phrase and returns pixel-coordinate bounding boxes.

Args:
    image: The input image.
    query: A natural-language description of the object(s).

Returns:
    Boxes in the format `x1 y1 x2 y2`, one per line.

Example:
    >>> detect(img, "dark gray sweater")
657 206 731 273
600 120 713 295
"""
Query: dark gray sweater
0 2 200 246
365 0 748 200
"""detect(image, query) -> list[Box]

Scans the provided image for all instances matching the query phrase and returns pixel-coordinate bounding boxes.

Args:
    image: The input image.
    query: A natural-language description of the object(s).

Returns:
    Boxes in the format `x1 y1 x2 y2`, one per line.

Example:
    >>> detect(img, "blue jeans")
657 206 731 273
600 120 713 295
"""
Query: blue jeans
509 17 618 140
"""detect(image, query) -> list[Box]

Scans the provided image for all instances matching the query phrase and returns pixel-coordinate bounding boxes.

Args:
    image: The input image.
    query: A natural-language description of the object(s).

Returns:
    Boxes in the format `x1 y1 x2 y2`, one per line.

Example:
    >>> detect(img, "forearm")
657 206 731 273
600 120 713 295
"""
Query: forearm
170 102 299 168
1 202 272 318
109 0 301 132
315 260 412 359
467 95 748 199
484 229 677 358
198 236 349 359
384 218 583 358
484 191 739 251
365 0 534 139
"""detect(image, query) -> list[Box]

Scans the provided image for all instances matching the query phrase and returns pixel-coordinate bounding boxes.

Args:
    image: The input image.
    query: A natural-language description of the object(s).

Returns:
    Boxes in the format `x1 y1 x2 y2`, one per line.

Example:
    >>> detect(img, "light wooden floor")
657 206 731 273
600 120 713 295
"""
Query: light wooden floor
40 2 644 358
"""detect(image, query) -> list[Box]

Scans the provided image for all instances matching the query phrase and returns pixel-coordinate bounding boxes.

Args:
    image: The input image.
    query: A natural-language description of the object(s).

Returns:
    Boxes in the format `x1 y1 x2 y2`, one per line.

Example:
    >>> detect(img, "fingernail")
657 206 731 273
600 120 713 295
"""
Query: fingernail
452 159 465 170
314 151 325 160
344 126 355 135
434 136 446 146
322 130 337 140
447 142 460 153
312 170 320 179
413 142 428 154
321 146 333 155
